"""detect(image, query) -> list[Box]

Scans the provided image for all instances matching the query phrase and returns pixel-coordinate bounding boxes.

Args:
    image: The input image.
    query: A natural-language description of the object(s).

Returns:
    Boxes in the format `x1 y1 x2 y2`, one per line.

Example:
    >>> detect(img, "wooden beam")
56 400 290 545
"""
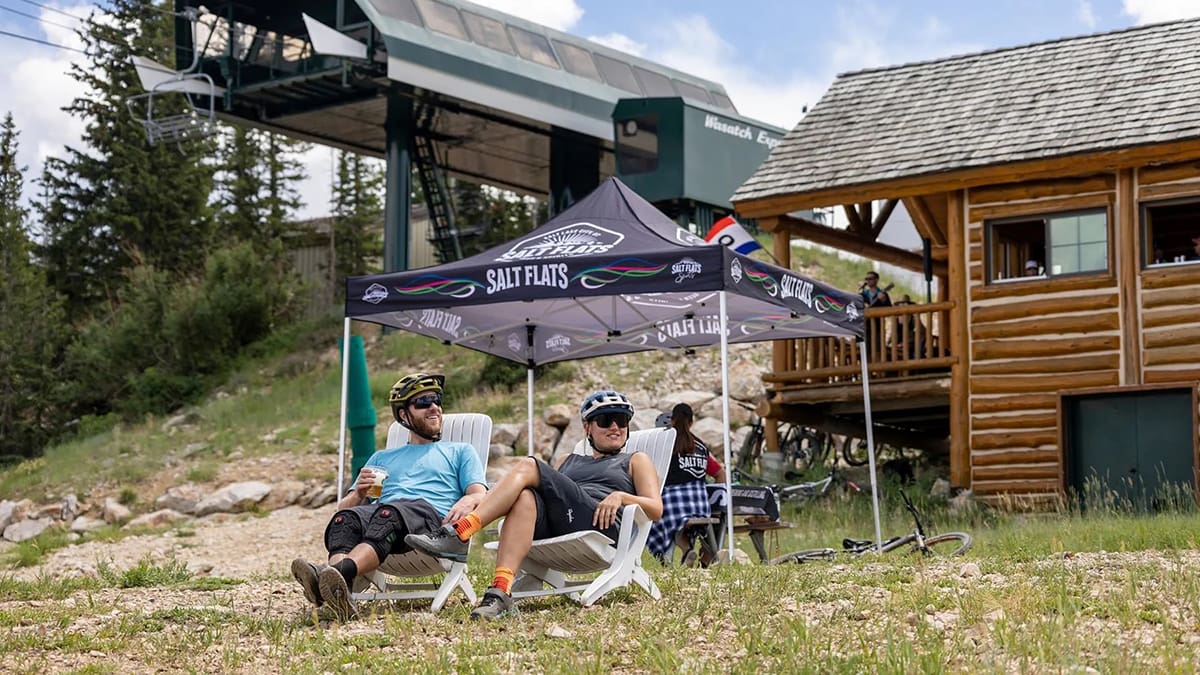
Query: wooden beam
774 214 947 276
858 202 873 233
1144 345 1200 366
972 411 1059 431
968 193 1113 223
1141 264 1200 289
1144 286 1200 309
971 448 1060 466
1137 181 1200 202
970 293 1119 324
972 464 1061 481
970 394 1058 415
948 190 969 489
971 479 1062 495
1143 307 1200 329
902 196 947 246
842 204 864 233
773 375 950 404
1144 368 1200 383
1117 169 1142 386
765 356 955 382
971 353 1119 376
732 138 1200 217
970 273 1116 302
970 313 1120 340
970 371 1119 395
1138 159 1200 185
871 199 898 238
1144 325 1200 349
968 173 1115 204
761 404 949 456
973 335 1120 361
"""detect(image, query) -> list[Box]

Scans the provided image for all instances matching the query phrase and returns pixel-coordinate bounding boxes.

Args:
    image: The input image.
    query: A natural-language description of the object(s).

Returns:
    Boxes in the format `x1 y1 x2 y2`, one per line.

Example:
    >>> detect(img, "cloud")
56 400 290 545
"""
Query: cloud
467 0 584 31
1122 0 1200 24
586 32 646 56
1077 0 1098 29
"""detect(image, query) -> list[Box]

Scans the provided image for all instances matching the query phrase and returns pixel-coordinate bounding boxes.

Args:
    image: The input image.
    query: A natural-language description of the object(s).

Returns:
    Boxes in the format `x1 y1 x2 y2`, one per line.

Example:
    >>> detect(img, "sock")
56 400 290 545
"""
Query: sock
451 513 482 542
491 567 515 594
333 558 358 586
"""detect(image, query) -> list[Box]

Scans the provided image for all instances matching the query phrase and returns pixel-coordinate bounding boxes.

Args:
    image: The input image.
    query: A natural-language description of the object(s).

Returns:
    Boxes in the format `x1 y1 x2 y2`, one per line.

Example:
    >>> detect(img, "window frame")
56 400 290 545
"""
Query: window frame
984 206 1111 284
1140 195 1200 269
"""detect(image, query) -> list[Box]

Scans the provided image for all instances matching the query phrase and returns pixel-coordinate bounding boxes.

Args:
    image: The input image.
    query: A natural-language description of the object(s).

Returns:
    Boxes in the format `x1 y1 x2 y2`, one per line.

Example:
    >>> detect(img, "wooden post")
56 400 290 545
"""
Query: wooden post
1117 169 1142 386
764 216 788 452
947 190 970 489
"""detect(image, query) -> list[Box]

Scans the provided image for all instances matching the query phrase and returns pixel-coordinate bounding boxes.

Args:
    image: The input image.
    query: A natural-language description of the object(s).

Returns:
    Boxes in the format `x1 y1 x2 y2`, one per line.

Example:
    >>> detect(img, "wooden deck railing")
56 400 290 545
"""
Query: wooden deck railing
765 301 956 387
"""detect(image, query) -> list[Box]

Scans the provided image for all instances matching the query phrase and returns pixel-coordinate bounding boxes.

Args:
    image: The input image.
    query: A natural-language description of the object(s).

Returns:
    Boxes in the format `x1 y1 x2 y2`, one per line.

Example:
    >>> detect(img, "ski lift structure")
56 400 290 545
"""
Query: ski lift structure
125 7 227 149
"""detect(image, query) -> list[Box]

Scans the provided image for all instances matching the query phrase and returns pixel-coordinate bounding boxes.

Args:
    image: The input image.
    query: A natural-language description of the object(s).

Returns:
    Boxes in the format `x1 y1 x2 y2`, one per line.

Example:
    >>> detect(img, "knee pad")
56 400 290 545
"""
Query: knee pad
324 510 364 555
363 505 404 561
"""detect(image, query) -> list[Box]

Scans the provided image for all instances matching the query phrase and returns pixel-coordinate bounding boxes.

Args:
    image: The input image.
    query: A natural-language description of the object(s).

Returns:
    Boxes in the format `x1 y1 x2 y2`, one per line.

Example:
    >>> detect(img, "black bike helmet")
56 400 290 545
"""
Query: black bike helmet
389 373 444 427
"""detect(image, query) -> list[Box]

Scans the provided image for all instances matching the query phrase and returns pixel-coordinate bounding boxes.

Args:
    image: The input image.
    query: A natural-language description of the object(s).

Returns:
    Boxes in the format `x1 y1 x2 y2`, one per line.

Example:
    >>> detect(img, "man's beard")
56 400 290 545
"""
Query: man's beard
409 413 443 441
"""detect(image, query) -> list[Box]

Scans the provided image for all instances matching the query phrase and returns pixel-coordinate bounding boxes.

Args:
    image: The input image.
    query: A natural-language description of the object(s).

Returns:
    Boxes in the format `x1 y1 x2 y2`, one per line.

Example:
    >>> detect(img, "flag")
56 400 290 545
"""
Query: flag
705 216 763 255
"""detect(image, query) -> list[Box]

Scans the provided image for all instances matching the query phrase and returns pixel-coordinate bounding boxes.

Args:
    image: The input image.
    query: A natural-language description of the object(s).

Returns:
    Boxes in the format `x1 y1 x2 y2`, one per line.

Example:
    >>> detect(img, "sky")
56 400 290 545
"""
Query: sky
1 0 1198 222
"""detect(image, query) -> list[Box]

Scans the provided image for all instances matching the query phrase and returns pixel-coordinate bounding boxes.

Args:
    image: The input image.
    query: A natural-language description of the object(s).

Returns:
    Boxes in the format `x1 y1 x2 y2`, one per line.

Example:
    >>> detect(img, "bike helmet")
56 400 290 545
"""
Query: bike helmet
389 372 445 424
580 390 635 424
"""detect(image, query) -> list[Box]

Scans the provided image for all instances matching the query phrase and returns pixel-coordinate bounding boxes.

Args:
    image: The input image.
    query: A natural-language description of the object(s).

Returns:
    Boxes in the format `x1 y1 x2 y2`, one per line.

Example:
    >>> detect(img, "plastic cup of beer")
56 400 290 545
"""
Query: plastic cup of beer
364 466 388 499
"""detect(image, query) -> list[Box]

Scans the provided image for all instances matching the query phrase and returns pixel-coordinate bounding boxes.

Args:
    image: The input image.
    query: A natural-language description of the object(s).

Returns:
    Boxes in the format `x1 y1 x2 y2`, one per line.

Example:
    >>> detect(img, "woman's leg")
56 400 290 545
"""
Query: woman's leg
471 456 542 526
493 488 538 572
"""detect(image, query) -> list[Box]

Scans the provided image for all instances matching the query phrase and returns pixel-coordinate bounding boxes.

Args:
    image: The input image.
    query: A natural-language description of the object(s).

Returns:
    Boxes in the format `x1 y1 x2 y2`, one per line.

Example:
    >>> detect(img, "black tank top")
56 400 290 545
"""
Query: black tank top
559 452 636 501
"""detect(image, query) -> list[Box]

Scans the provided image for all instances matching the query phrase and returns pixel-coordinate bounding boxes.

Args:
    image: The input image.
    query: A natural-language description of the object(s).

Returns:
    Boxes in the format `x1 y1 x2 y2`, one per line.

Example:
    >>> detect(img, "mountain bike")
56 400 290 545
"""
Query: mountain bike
735 404 833 478
732 465 864 504
770 489 972 564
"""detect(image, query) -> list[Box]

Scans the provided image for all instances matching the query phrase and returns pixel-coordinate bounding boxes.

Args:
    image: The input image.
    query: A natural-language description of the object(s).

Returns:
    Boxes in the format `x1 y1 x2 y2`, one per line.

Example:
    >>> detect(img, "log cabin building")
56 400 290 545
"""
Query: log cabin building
732 18 1200 505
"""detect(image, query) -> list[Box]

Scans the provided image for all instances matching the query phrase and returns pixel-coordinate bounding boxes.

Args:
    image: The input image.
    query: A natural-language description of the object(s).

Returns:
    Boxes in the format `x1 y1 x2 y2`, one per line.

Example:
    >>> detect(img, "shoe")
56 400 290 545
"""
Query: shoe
469 587 517 621
405 525 469 562
318 566 359 621
291 558 325 607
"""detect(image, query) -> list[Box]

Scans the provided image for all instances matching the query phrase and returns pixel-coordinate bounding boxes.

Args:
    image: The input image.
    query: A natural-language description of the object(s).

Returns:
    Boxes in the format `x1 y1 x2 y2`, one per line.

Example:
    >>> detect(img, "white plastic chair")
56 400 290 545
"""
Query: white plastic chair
484 427 674 607
351 413 491 613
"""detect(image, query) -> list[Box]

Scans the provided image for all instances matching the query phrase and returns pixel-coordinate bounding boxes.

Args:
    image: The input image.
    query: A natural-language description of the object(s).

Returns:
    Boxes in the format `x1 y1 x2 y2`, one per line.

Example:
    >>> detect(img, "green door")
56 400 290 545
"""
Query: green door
1067 389 1196 510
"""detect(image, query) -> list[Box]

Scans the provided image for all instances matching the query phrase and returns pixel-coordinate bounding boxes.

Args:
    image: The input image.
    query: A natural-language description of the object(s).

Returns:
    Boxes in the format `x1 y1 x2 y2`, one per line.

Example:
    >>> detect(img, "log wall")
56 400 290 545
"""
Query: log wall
963 174 1122 500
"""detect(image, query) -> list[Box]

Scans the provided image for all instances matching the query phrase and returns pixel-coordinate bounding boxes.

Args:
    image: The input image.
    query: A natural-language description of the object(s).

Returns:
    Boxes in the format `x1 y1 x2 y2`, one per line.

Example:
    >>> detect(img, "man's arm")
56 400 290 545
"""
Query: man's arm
443 482 486 524
336 467 375 509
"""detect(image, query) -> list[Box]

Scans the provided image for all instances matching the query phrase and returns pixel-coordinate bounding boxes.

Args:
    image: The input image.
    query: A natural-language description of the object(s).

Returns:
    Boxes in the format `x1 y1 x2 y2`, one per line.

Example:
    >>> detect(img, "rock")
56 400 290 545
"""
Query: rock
301 484 338 509
60 494 80 521
948 489 976 515
124 509 188 529
162 411 201 432
958 562 982 579
555 417 584 456
156 484 206 515
656 390 716 414
715 547 752 565
691 417 728 455
488 444 512 461
929 478 952 500
181 442 210 458
71 515 107 533
260 480 307 511
487 455 525 486
543 404 573 430
544 625 573 639
697 397 751 427
3 518 50 542
34 503 64 520
631 407 665 432
0 499 33 531
491 423 521 448
187 561 214 576
516 418 558 460
103 498 132 523
728 358 767 402
194 481 272 516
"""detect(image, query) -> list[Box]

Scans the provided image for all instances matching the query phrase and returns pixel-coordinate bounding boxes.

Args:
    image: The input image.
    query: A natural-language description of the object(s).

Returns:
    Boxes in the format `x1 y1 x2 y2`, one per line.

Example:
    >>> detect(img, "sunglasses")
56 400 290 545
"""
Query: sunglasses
592 413 631 429
408 394 442 410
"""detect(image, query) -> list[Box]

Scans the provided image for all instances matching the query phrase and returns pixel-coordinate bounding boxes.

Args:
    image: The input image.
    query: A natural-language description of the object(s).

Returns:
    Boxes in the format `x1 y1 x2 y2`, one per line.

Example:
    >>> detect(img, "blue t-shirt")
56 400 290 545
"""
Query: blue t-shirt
362 441 486 517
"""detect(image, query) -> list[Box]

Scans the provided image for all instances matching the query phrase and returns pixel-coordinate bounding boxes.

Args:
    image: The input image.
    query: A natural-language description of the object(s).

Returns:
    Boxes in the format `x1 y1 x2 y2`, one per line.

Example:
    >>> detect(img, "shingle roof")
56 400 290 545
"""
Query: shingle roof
734 18 1200 204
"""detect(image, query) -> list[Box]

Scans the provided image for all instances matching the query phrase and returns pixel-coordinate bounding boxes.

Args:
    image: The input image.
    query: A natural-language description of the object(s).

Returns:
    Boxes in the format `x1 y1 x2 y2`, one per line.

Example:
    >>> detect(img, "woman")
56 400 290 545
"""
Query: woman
647 403 725 563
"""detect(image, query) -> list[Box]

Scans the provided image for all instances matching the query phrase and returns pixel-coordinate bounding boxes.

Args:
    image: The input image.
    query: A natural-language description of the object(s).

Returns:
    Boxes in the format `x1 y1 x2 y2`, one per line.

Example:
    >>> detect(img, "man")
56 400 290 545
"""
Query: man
406 390 663 621
860 271 892 307
1024 260 1041 276
291 372 487 620
1188 236 1200 261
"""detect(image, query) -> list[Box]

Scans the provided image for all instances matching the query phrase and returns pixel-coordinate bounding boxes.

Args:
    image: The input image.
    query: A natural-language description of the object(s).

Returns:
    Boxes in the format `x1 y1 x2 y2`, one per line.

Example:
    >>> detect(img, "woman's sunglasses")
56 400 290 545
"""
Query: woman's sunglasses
591 413 631 429
409 394 442 410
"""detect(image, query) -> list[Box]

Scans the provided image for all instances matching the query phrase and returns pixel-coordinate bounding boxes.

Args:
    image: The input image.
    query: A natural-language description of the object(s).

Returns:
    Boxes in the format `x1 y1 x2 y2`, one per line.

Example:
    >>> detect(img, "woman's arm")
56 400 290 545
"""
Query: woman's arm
591 452 664 528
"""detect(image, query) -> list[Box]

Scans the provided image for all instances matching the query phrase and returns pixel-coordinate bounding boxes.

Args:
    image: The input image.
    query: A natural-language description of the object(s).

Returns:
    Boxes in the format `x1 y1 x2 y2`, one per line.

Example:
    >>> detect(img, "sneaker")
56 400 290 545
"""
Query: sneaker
469 587 517 621
318 566 359 621
291 558 325 607
405 525 469 562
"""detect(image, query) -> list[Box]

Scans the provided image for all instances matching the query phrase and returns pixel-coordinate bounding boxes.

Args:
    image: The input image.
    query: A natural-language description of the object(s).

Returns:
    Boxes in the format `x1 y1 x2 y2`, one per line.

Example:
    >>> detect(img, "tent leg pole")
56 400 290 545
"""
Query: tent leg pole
719 291 735 561
337 318 352 502
527 367 535 457
859 340 884 553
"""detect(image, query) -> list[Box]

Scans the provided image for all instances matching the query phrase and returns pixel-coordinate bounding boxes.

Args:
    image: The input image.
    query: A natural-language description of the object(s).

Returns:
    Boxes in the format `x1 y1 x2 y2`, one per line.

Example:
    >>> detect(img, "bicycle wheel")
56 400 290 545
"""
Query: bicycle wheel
920 532 973 557
842 437 894 467
780 425 825 474
738 424 763 471
770 548 837 565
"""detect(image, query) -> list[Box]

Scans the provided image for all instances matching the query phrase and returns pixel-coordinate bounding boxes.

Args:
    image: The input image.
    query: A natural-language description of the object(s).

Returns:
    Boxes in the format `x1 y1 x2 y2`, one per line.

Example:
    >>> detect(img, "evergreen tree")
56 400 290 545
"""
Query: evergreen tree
212 125 264 244
0 113 68 458
37 0 215 313
330 150 383 279
260 133 310 247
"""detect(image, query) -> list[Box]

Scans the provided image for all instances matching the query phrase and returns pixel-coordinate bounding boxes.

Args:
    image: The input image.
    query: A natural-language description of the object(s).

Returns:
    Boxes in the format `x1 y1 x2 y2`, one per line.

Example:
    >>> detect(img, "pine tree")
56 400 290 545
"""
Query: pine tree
331 150 383 279
37 0 215 313
212 125 264 244
0 113 69 458
260 133 310 247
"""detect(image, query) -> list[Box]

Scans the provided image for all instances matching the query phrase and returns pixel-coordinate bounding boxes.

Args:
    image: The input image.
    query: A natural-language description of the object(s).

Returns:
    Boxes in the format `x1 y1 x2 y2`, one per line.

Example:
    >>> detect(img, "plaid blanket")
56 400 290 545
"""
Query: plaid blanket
648 480 711 558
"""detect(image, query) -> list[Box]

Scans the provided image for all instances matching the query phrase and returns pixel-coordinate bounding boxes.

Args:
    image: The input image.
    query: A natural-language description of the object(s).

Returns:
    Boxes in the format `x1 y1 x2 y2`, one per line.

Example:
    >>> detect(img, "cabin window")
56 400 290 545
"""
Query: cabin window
615 114 658 175
986 208 1108 282
414 0 468 41
1142 198 1200 266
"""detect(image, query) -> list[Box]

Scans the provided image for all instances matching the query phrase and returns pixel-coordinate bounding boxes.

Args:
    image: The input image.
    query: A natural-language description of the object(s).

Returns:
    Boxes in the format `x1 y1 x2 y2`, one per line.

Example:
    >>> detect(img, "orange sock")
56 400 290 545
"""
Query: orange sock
451 513 482 541
492 567 515 594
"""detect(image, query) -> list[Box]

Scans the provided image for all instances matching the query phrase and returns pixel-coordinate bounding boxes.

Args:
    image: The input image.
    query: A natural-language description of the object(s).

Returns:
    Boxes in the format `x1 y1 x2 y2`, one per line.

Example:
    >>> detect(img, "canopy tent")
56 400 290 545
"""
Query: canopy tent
338 177 885 556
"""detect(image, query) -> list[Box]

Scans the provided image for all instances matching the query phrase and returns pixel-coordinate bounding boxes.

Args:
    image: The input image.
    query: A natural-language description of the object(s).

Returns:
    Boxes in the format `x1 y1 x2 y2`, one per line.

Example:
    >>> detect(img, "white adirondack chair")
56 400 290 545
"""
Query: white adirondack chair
351 413 492 613
485 427 675 607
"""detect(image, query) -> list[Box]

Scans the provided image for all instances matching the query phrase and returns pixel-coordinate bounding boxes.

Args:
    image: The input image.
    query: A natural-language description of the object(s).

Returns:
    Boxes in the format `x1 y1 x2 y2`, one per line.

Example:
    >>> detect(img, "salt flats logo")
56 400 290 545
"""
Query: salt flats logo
672 257 702 282
362 283 388 304
674 229 706 246
496 223 624 261
545 334 571 353
730 258 743 283
507 333 523 354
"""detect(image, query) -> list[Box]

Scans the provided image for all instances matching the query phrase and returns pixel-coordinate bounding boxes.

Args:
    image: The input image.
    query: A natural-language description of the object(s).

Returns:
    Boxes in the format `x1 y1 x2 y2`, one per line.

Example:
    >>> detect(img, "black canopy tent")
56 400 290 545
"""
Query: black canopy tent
338 178 885 556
